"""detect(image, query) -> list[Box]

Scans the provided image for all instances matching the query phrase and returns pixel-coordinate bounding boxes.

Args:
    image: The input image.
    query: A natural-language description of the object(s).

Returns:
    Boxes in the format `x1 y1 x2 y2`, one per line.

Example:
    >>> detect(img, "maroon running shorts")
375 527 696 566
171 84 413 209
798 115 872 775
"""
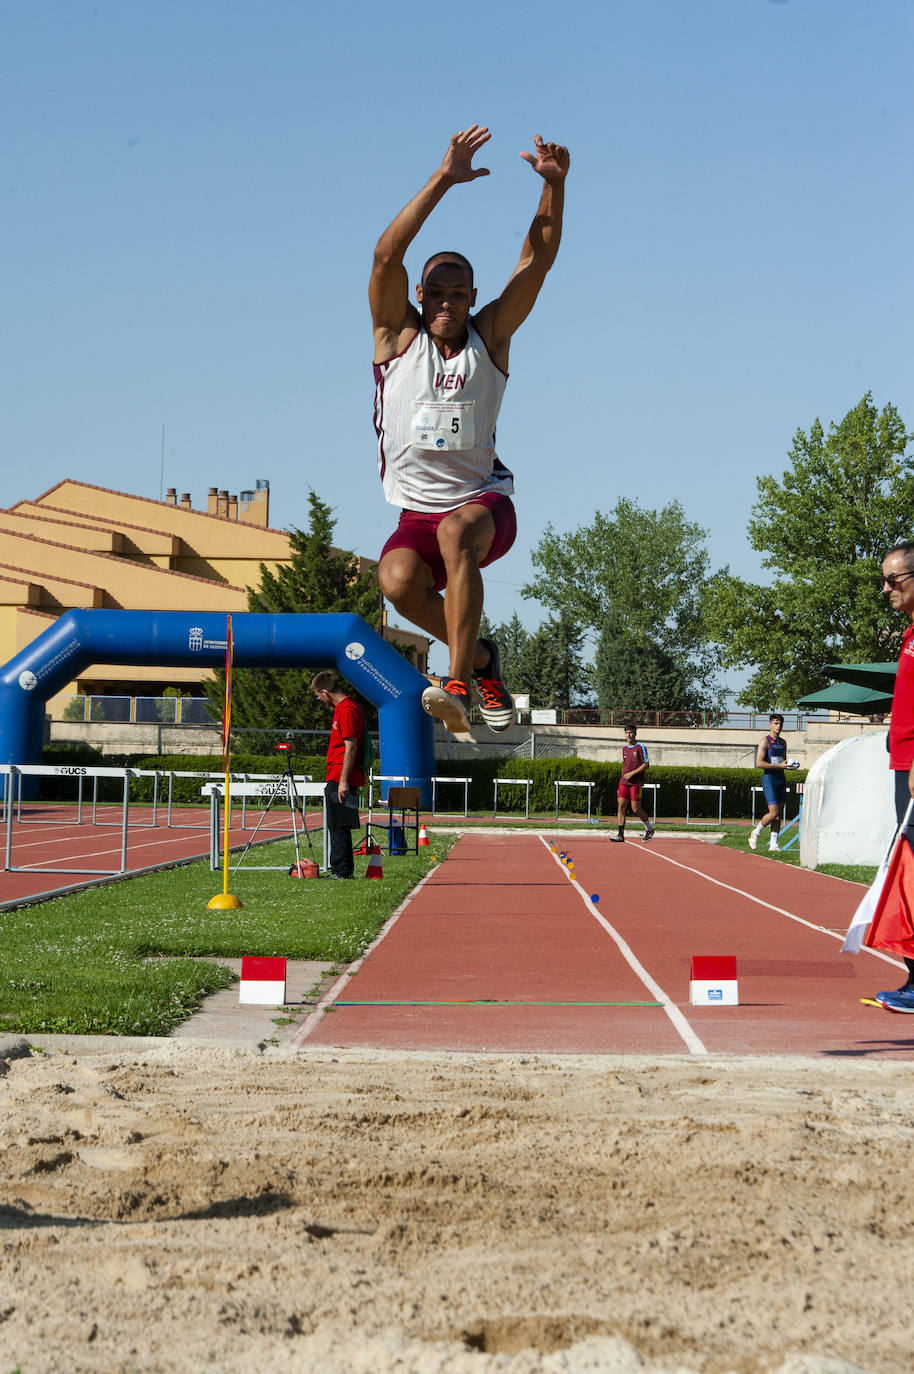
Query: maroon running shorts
380 494 517 592
617 783 642 803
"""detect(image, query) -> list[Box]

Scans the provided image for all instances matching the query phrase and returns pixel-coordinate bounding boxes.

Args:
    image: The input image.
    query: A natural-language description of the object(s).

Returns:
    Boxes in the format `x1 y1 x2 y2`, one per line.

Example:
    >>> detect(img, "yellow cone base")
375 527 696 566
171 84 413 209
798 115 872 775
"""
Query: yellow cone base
207 893 244 909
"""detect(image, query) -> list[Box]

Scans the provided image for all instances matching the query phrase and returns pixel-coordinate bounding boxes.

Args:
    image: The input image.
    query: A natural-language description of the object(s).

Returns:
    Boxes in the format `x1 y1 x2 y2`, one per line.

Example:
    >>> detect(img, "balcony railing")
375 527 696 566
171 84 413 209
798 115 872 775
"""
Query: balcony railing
59 695 217 725
527 708 826 730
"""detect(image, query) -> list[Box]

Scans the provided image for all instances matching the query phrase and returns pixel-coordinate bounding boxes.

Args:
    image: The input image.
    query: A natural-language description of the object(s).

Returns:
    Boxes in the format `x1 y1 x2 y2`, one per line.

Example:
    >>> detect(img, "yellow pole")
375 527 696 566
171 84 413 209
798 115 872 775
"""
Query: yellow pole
208 613 242 910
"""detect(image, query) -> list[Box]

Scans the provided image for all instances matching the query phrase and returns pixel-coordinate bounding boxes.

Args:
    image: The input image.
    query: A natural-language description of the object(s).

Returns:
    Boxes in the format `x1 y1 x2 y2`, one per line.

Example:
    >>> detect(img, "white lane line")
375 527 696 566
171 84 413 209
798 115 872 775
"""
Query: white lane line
637 844 905 971
290 865 439 1047
538 837 708 1056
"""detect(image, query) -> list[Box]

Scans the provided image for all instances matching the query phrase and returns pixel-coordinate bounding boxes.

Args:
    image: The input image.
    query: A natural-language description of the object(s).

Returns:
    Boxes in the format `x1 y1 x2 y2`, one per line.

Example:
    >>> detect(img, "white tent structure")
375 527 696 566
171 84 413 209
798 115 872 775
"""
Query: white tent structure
800 731 896 869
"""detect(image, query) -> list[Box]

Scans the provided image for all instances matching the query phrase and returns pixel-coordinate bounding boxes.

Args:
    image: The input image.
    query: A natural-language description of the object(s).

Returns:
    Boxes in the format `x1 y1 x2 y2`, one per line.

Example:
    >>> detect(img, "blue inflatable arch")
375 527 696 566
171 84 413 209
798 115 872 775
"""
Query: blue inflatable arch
0 610 436 804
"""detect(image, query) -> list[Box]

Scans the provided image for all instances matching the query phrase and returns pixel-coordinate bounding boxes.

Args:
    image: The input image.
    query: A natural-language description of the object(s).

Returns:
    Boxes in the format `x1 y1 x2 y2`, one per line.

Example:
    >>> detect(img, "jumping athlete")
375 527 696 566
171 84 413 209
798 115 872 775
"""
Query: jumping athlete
370 124 569 736
610 724 655 843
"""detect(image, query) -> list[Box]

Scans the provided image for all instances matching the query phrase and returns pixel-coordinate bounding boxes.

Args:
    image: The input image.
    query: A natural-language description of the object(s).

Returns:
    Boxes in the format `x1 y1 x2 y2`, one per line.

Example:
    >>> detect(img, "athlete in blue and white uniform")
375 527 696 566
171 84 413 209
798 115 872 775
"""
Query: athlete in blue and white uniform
748 713 794 852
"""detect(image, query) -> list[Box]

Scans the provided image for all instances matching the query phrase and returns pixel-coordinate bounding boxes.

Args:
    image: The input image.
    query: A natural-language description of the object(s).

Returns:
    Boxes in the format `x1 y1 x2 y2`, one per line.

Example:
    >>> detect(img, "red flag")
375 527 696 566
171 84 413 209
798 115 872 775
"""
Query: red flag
222 614 233 775
863 833 914 957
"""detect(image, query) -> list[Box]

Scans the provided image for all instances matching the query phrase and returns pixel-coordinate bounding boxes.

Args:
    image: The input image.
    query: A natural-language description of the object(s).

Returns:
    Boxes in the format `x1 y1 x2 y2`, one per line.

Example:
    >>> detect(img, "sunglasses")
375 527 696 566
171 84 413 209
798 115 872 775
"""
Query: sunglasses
881 571 914 590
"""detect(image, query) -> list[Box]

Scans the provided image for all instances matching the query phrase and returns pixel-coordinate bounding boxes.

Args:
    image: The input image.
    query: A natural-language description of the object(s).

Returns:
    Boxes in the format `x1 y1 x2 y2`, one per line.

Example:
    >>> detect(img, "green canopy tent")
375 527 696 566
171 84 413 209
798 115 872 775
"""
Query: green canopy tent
823 662 898 695
796 682 894 715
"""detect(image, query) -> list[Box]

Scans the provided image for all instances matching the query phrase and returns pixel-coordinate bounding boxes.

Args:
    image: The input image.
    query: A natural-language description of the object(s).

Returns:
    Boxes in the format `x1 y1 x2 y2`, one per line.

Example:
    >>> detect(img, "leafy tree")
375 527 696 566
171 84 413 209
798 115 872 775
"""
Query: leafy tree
703 394 914 707
521 497 722 710
203 491 382 734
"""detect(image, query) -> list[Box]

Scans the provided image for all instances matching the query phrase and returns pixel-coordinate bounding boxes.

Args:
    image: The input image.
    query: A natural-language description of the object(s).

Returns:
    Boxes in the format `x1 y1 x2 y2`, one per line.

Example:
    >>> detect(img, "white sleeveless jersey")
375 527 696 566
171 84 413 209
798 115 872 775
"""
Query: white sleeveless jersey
373 321 513 512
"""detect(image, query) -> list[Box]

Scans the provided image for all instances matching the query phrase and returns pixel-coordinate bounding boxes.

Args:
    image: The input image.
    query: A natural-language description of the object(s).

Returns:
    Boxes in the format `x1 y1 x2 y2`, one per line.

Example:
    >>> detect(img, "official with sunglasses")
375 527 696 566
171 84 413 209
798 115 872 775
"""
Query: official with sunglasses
875 542 914 1010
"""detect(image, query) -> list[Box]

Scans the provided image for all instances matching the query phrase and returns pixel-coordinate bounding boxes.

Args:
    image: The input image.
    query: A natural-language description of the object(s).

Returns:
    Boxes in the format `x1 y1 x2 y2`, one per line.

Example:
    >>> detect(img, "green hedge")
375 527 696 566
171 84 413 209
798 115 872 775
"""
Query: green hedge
432 756 807 819
37 748 807 819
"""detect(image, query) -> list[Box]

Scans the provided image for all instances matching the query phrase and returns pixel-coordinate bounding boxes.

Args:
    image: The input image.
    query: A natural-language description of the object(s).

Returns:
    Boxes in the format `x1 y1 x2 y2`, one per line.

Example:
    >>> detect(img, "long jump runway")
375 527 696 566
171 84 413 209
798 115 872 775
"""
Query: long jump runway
300 832 914 1059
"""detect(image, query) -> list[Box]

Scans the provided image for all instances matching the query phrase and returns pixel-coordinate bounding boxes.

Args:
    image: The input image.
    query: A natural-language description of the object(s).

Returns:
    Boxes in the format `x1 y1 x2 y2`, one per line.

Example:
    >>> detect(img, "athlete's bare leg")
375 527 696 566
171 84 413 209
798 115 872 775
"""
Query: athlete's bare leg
435 504 495 684
377 506 496 684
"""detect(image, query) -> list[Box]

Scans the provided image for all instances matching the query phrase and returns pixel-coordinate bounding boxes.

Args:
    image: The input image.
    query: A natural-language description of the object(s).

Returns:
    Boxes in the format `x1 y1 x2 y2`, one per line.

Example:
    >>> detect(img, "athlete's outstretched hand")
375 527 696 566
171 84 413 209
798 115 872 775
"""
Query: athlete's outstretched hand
520 135 570 183
440 125 492 183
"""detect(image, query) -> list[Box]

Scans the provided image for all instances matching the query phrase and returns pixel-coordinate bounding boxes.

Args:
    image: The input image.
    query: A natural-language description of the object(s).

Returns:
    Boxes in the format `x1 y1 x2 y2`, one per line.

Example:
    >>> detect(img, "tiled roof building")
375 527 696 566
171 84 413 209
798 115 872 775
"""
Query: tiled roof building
0 479 428 714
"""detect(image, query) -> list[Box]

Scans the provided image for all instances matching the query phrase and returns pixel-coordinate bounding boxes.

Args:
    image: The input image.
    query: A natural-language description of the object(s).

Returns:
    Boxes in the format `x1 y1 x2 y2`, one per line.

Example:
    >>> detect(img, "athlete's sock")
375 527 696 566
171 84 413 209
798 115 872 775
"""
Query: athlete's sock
904 957 914 988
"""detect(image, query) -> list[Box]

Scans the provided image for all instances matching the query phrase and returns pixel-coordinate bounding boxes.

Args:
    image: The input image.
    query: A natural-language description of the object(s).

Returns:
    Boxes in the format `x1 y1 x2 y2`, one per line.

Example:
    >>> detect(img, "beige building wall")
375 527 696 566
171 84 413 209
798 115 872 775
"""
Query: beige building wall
1 478 429 709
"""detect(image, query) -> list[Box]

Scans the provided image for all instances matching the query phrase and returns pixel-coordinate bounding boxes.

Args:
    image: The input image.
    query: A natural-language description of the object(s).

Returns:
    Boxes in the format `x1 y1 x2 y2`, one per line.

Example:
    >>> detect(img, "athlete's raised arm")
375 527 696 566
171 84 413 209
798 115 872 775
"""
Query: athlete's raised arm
369 125 492 363
475 135 570 372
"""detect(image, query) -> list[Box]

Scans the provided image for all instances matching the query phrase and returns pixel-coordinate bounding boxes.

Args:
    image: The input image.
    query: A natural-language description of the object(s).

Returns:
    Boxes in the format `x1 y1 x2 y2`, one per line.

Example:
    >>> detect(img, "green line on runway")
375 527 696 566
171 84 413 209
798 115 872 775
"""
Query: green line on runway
336 999 665 1007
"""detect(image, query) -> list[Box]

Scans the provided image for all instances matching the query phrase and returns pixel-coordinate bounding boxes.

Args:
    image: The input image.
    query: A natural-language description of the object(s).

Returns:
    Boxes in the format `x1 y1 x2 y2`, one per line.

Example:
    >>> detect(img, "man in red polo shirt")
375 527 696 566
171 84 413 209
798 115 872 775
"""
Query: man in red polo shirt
311 670 366 880
875 541 914 1011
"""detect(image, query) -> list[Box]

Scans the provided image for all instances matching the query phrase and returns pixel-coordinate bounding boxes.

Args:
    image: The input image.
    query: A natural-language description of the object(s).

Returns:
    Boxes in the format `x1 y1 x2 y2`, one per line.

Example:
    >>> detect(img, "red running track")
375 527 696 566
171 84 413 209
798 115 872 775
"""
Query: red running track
298 832 914 1059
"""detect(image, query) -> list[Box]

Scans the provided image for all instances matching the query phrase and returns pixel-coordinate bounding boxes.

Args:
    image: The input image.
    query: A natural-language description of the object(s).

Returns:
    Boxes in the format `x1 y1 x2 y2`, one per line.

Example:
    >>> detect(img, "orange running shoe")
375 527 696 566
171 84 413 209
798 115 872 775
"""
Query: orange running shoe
421 678 472 736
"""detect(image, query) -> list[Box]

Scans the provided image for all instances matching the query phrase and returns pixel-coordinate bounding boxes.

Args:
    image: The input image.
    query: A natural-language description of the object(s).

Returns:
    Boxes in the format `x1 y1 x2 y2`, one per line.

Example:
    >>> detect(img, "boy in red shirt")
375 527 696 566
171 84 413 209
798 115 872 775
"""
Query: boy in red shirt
610 724 654 843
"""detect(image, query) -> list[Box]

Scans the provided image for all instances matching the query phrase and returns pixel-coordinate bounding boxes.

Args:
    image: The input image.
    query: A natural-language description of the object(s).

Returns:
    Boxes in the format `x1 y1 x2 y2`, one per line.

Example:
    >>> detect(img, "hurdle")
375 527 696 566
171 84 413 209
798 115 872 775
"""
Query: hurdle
202 777 329 872
554 779 594 821
686 783 725 826
751 785 796 823
431 775 471 816
493 777 533 819
1 763 138 874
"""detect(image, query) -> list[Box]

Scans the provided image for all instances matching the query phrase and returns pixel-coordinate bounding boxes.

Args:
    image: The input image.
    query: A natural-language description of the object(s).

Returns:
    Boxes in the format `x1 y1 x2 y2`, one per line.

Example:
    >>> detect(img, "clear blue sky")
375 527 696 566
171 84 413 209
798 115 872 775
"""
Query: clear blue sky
3 0 912 685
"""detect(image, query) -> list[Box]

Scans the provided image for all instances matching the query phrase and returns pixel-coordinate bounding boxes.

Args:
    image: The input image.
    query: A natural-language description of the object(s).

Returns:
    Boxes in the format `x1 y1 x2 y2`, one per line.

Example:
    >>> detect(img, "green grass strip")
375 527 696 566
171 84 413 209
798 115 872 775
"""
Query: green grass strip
712 825 875 883
0 833 456 1036
336 998 664 1007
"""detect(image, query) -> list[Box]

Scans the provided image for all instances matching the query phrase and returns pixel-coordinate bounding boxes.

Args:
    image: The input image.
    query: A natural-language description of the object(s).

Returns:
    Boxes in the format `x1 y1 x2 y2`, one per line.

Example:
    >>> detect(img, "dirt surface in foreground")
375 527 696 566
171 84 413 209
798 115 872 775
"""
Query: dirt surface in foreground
1 1043 911 1374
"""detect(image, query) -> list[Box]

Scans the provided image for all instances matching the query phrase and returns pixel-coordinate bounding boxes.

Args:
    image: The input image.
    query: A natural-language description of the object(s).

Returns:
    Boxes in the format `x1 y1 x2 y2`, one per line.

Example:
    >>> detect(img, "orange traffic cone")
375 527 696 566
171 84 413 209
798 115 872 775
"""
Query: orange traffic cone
365 841 383 880
418 824 429 847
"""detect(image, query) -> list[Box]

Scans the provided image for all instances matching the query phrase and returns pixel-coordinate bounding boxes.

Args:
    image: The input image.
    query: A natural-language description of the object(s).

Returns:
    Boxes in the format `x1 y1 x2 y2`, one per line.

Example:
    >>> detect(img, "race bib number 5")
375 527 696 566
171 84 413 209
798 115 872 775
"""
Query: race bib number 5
412 400 476 451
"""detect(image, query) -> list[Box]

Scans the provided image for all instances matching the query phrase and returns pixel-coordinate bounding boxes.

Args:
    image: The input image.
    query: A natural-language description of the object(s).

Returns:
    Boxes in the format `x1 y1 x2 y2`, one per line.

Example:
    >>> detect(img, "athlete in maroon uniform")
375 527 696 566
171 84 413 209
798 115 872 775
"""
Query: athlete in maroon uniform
610 724 655 843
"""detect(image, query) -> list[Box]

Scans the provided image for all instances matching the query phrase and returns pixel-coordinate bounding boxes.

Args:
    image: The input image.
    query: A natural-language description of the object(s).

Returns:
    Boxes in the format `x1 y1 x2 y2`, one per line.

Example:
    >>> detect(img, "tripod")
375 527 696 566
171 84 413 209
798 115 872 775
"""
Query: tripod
229 744 319 875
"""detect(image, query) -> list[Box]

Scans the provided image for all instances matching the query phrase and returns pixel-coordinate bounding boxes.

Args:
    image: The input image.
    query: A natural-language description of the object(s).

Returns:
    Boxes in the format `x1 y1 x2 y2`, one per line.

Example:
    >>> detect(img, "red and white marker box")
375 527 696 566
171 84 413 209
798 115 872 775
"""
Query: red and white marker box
239 956 287 1006
689 955 738 1006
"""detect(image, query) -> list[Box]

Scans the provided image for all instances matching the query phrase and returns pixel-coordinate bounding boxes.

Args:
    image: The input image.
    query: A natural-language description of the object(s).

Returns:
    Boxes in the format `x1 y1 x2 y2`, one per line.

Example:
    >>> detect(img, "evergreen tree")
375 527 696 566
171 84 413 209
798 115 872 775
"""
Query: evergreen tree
593 613 694 712
203 491 382 736
479 612 530 693
521 612 589 708
485 610 589 707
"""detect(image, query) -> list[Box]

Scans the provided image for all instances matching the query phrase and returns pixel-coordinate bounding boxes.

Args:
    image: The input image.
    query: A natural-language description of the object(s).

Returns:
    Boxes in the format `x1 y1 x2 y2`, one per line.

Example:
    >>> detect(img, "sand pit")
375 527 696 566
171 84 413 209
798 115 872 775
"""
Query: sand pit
1 1040 911 1373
